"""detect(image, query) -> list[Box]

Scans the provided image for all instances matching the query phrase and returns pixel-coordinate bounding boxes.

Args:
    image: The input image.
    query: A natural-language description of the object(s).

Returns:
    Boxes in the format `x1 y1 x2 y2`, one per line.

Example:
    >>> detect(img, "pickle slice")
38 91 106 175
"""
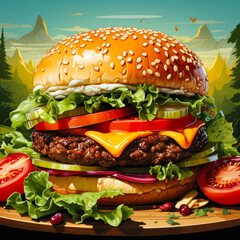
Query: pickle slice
177 153 219 168
32 157 108 171
24 118 43 130
26 106 48 121
156 104 188 119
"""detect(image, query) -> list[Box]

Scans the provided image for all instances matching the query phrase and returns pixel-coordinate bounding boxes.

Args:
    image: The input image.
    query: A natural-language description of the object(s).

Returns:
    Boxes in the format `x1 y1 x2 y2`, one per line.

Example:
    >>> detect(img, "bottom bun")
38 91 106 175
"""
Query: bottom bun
48 166 200 206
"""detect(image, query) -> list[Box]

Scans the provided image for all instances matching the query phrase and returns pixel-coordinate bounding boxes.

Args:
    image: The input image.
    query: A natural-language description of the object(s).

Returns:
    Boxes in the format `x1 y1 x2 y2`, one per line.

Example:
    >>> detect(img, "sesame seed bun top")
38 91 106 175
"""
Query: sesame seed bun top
33 27 209 96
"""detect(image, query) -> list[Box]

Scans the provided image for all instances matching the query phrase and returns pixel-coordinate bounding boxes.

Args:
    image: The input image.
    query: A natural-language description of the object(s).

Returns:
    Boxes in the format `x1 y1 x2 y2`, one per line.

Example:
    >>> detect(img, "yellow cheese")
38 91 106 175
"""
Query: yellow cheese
85 131 153 157
85 119 205 157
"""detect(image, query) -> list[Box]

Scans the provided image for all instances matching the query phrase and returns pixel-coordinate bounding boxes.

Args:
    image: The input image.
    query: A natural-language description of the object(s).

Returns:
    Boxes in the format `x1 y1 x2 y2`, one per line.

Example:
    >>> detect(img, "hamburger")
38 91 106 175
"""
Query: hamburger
9 27 227 206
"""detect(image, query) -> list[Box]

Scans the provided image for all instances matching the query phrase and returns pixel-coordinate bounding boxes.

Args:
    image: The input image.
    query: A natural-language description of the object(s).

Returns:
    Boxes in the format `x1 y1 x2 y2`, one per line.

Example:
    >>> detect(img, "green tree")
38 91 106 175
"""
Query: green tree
226 23 240 151
0 27 11 82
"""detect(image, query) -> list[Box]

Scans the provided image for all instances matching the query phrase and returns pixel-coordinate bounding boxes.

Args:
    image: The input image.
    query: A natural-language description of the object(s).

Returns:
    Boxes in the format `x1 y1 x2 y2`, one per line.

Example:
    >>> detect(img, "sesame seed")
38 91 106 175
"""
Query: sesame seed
143 35 148 39
103 49 108 54
70 44 74 49
41 68 44 72
161 38 167 42
165 51 169 58
155 72 160 77
72 49 77 55
112 36 117 40
150 36 155 40
186 65 190 71
143 42 148 47
79 65 84 69
106 43 111 47
166 43 171 48
173 49 178 54
142 52 148 57
174 55 179 60
123 51 127 57
129 50 134 55
63 68 68 74
121 60 125 66
164 64 168 71
185 78 190 82
110 62 115 69
122 68 127 75
155 59 161 63
58 50 61 54
166 59 171 65
182 56 186 62
142 70 147 76
127 57 133 63
123 79 128 84
102 43 106 47
154 48 160 53
102 36 107 40
137 57 142 63
117 56 123 60
179 72 183 78
174 65 178 72
147 69 153 75
167 74 172 80
55 46 60 50
136 64 143 69
80 44 86 48
74 40 79 44
62 60 69 65
163 47 168 51
94 66 100 71
151 62 156 66
149 40 154 45
156 42 161 47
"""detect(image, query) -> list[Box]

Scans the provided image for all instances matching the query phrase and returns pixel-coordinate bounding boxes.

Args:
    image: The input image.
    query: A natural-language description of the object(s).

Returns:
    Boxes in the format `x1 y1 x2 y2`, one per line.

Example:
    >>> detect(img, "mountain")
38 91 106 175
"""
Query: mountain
207 51 231 96
184 25 218 51
181 24 234 51
6 48 34 89
7 15 55 45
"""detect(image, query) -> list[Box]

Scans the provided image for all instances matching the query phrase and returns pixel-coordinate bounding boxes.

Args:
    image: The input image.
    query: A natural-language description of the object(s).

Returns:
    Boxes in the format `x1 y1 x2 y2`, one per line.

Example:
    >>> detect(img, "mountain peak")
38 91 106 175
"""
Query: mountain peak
193 24 215 41
18 15 55 44
12 48 24 64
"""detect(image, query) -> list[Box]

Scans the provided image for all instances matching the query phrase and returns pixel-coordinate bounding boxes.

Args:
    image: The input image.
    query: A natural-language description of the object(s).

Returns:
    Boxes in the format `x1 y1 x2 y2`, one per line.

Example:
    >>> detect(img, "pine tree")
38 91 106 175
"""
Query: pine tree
0 27 11 82
226 23 240 151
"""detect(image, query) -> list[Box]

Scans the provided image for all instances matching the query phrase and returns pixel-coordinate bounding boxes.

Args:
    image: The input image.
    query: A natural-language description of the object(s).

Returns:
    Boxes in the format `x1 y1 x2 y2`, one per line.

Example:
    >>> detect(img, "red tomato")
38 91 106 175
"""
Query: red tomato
91 114 197 132
198 156 240 205
0 153 35 201
35 106 136 131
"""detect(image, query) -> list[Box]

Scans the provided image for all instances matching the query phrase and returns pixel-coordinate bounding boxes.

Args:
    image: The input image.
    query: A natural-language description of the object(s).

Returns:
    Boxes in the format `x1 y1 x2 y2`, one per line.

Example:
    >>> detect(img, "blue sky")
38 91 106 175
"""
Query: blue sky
1 0 240 41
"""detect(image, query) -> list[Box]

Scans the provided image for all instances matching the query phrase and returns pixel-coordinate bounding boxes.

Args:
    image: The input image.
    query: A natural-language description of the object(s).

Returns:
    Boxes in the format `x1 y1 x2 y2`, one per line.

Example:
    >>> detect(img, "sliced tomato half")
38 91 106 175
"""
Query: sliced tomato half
35 106 136 131
198 156 240 205
90 114 197 132
0 153 35 201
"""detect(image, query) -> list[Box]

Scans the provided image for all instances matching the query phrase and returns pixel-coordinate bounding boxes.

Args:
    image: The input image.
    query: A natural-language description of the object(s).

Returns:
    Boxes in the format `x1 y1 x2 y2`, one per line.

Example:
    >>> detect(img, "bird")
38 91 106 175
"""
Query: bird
190 17 197 22
175 26 179 31
140 19 142 23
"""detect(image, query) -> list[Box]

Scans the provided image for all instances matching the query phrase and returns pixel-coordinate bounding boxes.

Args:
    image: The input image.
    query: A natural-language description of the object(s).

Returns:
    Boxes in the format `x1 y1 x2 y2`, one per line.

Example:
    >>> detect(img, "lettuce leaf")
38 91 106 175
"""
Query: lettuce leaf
0 125 40 159
9 83 215 128
6 171 134 227
149 162 193 181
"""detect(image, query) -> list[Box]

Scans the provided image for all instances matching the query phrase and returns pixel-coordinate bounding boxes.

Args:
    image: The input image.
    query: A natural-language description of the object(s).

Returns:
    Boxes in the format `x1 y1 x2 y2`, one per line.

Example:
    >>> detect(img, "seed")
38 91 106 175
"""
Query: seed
143 42 148 47
136 64 143 69
80 44 86 48
137 57 142 63
154 48 160 53
179 72 183 78
133 35 138 39
93 66 100 71
63 68 68 74
182 56 186 62
72 49 77 55
142 70 147 76
41 68 45 72
186 65 190 71
127 57 133 63
167 74 172 80
174 65 178 72
123 51 127 57
103 49 108 54
79 65 84 69
155 59 161 63
147 69 153 75
110 62 115 69
166 59 170 65
142 52 148 57
129 50 134 55
62 60 69 65
165 51 169 58
155 72 160 77
121 60 125 66
164 64 168 71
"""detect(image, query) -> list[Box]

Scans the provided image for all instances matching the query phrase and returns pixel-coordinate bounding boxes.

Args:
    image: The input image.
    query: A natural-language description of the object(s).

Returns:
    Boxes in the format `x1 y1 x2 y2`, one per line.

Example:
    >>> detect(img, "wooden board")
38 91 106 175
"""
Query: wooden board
1 204 240 236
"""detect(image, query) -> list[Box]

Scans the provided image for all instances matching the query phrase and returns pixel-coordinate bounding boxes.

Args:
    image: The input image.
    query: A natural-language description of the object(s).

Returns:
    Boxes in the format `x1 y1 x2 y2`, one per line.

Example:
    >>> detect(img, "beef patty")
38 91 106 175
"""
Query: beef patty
31 126 208 167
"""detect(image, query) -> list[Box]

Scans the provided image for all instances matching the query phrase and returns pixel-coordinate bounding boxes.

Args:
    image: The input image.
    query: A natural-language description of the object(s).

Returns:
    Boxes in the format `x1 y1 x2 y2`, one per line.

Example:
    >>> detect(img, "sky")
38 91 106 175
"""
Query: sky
1 0 240 41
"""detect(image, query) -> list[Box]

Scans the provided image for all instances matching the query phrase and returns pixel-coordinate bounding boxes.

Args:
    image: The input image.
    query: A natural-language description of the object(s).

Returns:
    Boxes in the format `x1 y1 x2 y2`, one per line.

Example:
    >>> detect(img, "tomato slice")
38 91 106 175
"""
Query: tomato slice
0 153 35 201
91 114 197 132
35 106 136 131
198 156 240 205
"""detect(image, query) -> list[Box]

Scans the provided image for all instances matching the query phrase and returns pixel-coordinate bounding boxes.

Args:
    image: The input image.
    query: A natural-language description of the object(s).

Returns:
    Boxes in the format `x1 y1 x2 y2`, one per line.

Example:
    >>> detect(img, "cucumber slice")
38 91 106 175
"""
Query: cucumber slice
32 157 108 171
26 106 48 121
156 104 188 119
177 153 219 168
24 118 43 130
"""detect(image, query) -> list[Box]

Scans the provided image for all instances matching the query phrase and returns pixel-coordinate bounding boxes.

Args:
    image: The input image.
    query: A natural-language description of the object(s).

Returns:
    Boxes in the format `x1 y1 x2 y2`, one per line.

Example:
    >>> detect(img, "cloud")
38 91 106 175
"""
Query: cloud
53 34 68 40
65 12 83 16
5 32 19 38
96 15 162 19
170 20 224 25
0 23 32 28
211 29 225 32
55 25 90 32
174 35 191 42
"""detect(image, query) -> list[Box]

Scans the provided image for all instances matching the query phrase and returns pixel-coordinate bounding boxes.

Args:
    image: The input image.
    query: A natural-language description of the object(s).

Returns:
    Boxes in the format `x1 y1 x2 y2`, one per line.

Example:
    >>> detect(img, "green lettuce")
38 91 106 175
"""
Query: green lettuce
9 83 215 128
6 171 134 227
149 162 193 181
0 125 40 159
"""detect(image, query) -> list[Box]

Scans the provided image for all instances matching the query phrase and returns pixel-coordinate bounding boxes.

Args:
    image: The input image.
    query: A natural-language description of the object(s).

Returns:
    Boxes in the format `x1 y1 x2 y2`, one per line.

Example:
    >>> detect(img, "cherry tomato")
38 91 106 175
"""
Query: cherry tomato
35 106 136 131
0 153 35 201
198 156 240 205
91 114 197 132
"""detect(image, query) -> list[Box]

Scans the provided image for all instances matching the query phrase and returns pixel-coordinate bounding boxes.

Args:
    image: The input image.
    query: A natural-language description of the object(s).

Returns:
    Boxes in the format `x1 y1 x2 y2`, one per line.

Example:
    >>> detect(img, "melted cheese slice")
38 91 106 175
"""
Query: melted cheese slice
159 120 205 149
85 131 153 157
85 119 205 157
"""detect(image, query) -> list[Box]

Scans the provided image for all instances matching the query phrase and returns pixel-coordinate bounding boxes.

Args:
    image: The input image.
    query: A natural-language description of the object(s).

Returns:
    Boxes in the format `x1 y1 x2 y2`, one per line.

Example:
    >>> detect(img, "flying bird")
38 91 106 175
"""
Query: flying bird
189 17 197 22
140 19 142 23
175 26 179 31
